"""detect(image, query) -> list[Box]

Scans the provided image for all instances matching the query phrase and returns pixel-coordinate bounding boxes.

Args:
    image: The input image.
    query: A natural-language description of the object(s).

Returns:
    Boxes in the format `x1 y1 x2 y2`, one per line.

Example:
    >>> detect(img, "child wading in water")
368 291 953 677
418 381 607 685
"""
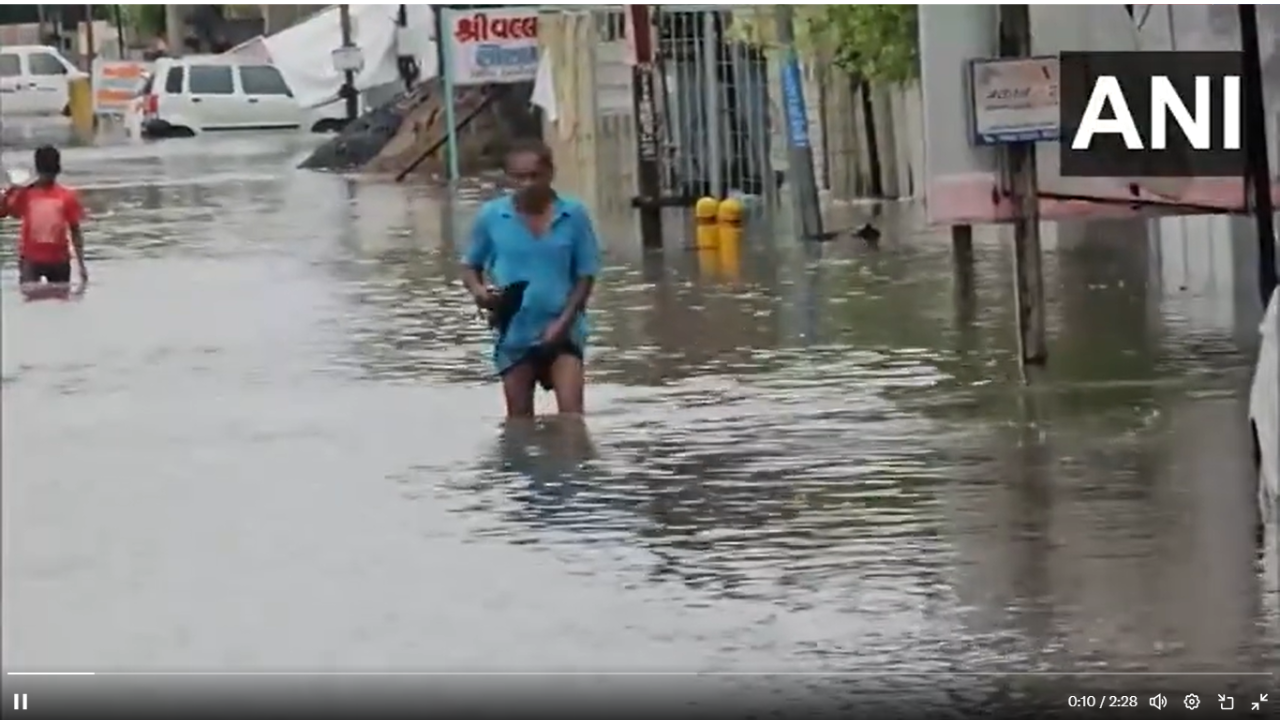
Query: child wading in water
1 145 89 291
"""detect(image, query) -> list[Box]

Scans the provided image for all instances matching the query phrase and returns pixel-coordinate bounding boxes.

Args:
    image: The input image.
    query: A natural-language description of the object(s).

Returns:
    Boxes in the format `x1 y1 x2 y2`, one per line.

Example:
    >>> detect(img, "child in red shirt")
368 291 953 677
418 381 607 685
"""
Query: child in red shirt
1 145 88 286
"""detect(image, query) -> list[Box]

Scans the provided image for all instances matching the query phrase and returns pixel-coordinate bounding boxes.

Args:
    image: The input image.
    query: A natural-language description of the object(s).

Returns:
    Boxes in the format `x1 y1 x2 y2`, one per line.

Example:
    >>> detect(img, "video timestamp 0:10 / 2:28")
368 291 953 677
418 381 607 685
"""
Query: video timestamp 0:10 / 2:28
1067 696 1142 709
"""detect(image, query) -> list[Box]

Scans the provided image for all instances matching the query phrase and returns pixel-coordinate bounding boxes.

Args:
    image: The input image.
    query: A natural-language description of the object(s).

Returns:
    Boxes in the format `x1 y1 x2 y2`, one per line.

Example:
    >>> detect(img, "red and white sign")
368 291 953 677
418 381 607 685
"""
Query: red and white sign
91 59 152 116
444 8 539 87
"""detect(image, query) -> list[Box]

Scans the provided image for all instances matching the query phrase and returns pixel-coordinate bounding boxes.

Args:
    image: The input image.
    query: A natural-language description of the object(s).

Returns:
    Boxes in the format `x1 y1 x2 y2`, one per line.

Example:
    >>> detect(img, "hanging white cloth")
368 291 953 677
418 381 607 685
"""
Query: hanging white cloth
531 50 559 124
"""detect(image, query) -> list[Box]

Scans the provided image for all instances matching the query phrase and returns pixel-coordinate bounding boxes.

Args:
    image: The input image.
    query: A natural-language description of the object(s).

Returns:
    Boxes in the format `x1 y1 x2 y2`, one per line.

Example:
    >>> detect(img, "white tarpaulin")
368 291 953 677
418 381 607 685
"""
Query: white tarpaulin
403 4 439 80
221 35 273 64
263 5 402 110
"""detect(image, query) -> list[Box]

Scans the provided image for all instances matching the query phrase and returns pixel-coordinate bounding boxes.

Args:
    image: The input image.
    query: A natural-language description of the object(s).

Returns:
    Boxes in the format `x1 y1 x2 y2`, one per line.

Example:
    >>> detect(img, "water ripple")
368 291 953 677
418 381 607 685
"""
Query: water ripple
0 128 1274 676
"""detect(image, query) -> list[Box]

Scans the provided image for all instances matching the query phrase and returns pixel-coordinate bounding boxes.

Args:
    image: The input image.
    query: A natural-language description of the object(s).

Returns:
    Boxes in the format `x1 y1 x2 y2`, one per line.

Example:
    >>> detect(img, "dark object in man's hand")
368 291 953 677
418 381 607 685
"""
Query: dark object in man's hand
488 281 529 336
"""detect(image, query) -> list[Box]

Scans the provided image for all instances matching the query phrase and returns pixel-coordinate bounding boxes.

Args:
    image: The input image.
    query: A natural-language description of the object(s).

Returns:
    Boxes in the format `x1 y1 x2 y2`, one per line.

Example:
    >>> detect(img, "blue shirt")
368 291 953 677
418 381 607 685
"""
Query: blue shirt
463 194 602 373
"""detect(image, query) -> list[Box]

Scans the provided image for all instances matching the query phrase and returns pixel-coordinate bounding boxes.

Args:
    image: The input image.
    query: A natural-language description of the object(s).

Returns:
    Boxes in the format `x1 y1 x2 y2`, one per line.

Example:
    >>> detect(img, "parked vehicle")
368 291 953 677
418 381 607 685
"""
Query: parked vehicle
136 55 350 138
1250 289 1278 527
0 45 89 117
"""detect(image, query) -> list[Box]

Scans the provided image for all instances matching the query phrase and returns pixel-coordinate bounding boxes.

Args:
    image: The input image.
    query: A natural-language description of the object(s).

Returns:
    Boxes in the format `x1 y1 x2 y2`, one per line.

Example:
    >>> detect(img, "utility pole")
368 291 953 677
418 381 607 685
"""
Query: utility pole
628 4 664 249
394 4 418 90
338 4 359 122
999 4 1047 367
112 5 125 58
774 6 826 241
165 5 184 56
83 5 95 71
1238 4 1277 307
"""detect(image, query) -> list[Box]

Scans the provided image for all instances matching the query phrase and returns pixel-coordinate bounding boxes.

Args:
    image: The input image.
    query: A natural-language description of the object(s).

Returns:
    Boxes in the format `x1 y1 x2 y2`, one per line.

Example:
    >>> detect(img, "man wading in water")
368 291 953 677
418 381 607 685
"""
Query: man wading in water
1 146 89 291
461 140 602 417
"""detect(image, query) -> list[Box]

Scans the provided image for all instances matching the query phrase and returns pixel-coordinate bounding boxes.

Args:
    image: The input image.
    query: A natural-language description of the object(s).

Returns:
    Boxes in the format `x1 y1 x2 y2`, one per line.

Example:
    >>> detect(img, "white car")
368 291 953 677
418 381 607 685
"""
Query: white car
1250 289 1278 527
0 45 89 117
136 55 349 138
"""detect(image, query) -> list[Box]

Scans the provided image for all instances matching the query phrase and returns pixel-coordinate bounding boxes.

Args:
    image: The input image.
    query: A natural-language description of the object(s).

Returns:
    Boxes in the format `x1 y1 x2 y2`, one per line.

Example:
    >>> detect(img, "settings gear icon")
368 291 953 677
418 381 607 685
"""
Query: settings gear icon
1184 694 1201 710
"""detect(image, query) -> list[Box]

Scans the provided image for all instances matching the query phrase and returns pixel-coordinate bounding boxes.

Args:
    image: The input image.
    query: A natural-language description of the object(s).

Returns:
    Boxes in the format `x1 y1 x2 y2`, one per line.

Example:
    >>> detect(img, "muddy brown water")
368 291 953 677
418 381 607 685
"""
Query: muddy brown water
1 132 1275 704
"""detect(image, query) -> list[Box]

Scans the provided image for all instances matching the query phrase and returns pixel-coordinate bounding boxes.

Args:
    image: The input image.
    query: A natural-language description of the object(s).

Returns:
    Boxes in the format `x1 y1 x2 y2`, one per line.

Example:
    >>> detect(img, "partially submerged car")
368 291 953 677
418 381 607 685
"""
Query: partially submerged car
132 55 349 139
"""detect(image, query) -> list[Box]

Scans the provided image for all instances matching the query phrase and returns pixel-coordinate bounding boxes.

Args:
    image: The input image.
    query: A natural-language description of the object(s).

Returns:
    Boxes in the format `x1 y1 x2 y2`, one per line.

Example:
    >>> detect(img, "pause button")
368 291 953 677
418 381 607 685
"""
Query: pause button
12 694 28 711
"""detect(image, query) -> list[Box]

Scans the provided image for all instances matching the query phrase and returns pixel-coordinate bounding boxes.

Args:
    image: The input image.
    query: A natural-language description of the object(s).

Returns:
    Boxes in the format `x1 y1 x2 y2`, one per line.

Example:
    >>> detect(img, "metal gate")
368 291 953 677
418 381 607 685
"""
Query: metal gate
536 6 778 248
655 7 775 205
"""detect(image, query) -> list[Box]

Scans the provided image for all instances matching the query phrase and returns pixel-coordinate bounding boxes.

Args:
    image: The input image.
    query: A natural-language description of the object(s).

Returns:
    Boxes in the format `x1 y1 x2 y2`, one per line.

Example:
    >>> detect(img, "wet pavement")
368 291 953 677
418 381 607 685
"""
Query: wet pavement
1 128 1277 691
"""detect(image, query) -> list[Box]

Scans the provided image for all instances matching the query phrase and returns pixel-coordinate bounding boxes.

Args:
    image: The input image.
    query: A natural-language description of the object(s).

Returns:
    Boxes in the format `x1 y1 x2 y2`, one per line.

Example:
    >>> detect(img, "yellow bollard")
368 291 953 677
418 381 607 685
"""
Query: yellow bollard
68 77 95 140
695 196 720 250
696 247 720 279
716 197 743 282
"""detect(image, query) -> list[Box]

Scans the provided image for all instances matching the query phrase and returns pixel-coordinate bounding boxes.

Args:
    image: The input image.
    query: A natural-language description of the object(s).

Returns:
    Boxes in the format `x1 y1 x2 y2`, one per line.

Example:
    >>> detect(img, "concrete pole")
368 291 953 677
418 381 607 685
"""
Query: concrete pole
701 12 722 199
999 4 1047 367
773 6 825 241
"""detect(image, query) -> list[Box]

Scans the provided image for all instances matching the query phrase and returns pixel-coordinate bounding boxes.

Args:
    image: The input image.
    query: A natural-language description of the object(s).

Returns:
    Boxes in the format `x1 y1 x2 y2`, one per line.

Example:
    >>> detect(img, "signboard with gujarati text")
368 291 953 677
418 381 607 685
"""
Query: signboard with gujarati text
91 59 152 116
968 55 1060 145
443 8 539 87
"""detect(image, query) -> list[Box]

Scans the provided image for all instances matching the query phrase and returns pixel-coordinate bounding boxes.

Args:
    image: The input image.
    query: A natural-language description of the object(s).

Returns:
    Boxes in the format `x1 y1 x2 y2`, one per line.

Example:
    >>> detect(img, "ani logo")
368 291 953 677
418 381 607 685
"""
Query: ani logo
1058 50 1245 178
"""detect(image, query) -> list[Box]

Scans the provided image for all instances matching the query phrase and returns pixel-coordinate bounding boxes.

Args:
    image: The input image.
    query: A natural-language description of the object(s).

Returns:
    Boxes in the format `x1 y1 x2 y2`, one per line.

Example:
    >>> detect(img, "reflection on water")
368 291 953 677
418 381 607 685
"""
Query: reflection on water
470 417 614 536
1 133 1277 680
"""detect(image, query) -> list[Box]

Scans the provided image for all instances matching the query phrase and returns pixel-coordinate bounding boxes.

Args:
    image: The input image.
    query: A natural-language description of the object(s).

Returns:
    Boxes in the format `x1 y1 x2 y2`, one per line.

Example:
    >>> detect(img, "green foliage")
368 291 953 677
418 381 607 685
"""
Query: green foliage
118 5 167 39
729 6 920 84
821 5 918 84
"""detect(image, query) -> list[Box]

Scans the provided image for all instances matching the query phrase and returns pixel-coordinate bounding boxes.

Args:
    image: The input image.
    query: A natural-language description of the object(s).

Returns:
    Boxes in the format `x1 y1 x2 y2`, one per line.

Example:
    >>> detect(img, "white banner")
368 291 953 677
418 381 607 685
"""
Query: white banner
444 8 539 87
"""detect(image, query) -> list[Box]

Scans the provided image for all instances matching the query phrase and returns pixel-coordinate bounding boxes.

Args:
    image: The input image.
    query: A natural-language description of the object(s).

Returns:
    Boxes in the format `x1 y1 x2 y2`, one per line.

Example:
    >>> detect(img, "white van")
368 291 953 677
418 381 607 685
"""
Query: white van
137 55 349 138
0 45 88 117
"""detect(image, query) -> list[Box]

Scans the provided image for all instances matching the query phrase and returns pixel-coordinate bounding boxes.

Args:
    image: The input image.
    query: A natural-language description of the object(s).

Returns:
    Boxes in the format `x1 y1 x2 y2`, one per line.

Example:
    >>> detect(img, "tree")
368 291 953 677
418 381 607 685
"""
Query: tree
118 5 167 39
822 6 918 84
729 6 920 84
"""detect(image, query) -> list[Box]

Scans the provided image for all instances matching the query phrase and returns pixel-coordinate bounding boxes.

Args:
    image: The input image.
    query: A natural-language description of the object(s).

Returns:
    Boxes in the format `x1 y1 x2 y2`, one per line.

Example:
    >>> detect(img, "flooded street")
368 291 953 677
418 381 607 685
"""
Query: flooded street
2 130 1277 699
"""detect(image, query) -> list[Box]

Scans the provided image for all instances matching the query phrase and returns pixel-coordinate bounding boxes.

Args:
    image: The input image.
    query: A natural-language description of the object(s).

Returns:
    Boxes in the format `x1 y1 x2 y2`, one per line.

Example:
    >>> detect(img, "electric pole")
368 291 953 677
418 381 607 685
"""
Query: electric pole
338 4 359 122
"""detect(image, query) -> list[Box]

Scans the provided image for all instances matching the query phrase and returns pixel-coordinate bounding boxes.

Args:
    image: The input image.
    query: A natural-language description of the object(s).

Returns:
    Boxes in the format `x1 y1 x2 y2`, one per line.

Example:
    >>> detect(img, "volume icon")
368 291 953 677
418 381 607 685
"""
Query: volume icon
12 693 28 711
1149 694 1168 710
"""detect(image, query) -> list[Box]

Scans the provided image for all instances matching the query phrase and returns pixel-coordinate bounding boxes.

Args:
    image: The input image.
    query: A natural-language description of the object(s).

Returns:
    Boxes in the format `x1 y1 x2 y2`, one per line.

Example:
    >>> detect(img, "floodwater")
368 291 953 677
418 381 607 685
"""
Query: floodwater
1 129 1277 705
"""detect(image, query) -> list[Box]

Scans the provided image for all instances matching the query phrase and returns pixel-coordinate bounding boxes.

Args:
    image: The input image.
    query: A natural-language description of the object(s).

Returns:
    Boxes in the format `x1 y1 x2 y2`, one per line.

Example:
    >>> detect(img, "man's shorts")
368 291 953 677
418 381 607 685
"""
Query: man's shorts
505 340 583 391
19 259 72 284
